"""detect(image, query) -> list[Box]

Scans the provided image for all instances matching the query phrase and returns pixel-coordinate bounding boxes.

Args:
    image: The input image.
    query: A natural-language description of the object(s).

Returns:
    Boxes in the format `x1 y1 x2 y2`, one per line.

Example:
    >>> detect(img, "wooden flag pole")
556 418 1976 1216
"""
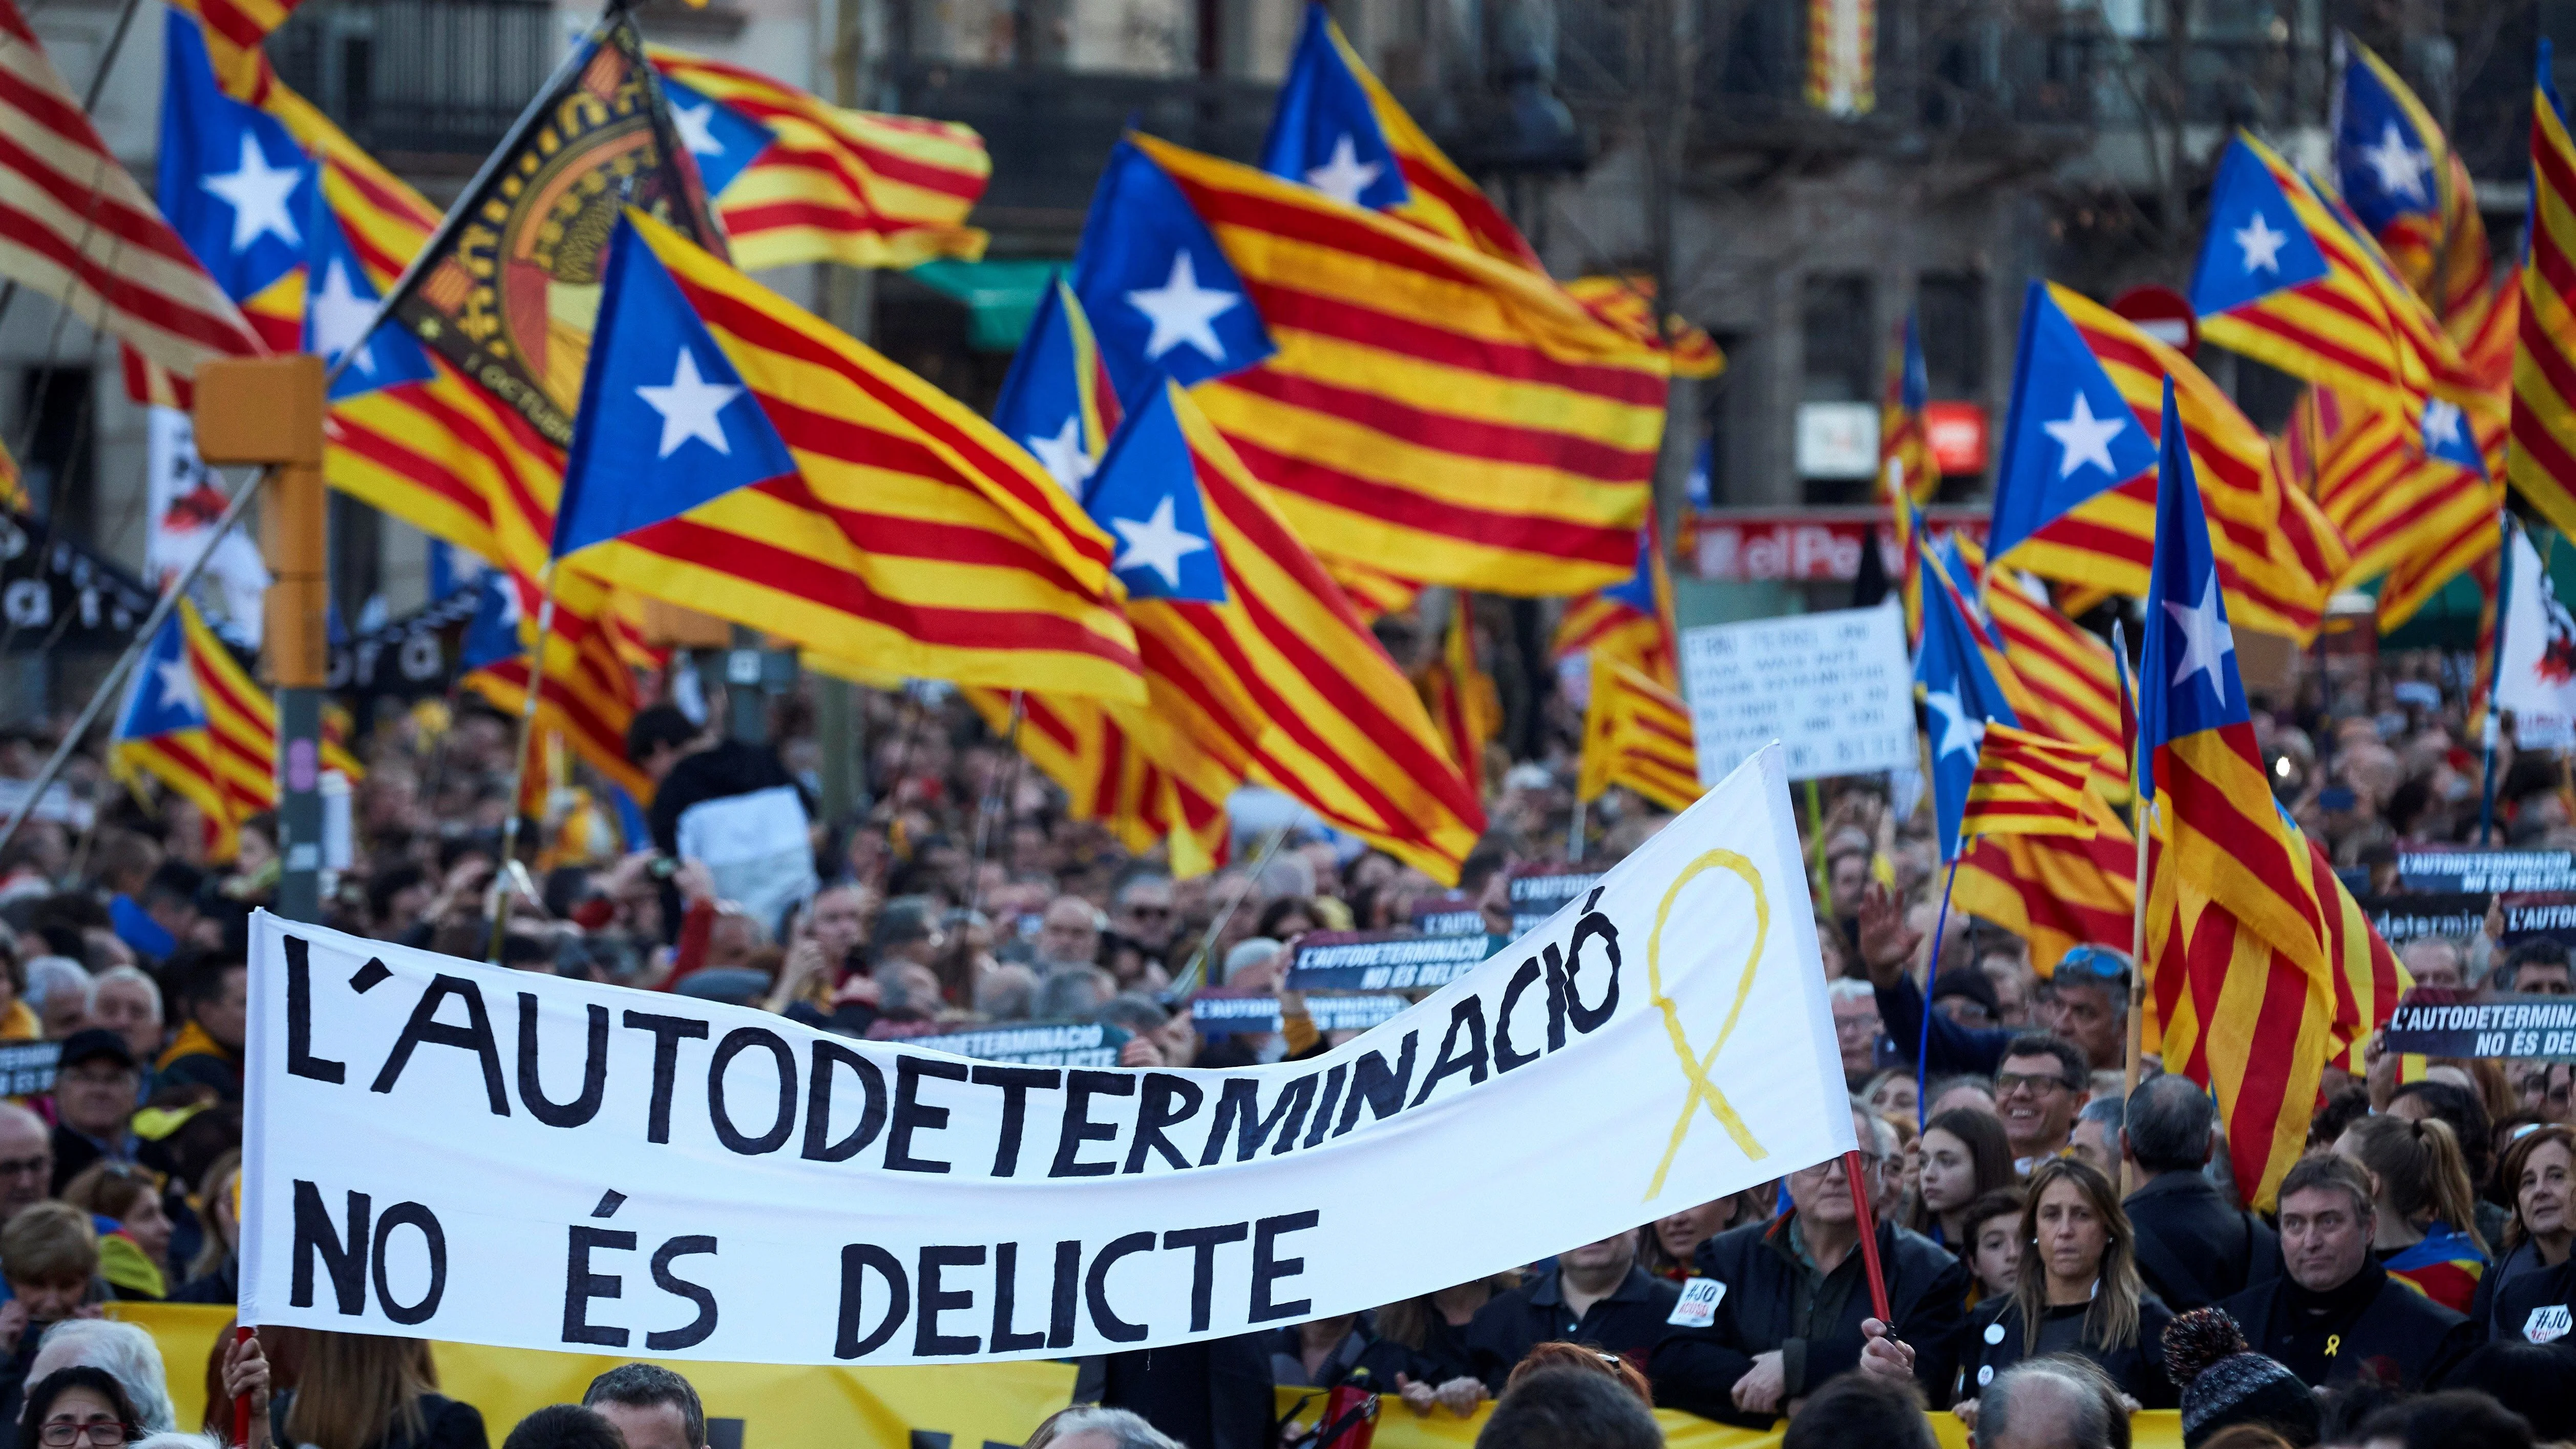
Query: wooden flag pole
487 561 561 964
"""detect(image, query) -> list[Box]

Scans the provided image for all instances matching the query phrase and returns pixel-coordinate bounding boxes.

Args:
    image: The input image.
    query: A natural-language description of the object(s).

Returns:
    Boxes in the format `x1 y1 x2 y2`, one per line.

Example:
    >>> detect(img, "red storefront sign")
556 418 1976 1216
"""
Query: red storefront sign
1683 508 1992 583
1924 403 1988 474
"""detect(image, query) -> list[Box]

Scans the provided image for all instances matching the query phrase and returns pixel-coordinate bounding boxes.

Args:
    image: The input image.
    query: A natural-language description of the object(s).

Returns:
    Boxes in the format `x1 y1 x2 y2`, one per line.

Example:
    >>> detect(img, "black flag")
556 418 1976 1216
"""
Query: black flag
389 11 726 449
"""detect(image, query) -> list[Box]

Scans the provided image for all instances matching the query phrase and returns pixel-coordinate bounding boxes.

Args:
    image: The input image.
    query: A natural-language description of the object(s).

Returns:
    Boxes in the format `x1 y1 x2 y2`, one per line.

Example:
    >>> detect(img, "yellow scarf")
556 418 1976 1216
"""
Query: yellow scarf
155 1020 231 1072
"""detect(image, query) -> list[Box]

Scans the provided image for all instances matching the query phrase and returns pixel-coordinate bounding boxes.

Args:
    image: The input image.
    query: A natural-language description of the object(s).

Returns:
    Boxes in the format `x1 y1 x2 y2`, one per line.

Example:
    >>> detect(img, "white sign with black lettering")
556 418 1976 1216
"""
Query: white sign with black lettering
239 748 1852 1367
1678 603 1916 784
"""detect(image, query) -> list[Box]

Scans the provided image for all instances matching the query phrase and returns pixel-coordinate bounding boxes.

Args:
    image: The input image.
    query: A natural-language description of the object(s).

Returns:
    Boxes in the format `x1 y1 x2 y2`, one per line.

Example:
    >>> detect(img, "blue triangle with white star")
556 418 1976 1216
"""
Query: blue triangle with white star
306 194 433 400
2335 52 2440 235
1083 381 1229 604
116 613 205 741
458 569 525 674
2140 377 2248 778
994 278 1105 494
1259 5 1409 212
554 214 797 558
1914 550 2016 861
2419 395 2485 471
1988 282 2161 560
657 75 774 198
2189 138 2333 317
1070 140 1276 402
159 11 315 304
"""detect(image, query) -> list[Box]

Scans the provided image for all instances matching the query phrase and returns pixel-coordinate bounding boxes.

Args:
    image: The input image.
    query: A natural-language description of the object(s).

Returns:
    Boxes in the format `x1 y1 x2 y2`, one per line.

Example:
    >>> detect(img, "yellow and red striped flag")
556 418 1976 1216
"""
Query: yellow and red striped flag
1985 562 2124 776
1991 281 2346 642
1096 133 1672 596
1419 597 1502 803
1958 724 2102 841
0 0 262 384
163 0 299 99
1551 516 1680 691
2510 59 2576 539
646 48 989 272
1578 657 1702 815
2288 385 2501 627
2303 823 2410 1073
1093 379 1485 883
1953 791 2136 976
560 209 1147 703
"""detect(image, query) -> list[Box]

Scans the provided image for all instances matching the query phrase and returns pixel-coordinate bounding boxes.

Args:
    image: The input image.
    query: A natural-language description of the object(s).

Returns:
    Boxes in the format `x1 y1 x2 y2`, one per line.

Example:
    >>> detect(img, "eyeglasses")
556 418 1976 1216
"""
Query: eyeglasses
0 1155 51 1180
1995 1073 2074 1096
39 1421 136 1446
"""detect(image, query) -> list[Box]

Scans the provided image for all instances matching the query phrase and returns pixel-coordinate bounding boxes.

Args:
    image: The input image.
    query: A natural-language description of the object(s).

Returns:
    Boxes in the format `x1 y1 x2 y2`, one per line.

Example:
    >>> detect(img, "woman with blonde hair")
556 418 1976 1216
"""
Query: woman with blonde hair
1956 1158 2174 1417
2332 1112 2490 1314
270 1331 484 1449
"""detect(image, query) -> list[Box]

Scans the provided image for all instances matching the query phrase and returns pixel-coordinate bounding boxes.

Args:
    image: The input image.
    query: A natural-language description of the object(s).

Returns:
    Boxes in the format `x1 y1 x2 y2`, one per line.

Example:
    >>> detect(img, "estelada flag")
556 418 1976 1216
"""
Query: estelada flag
388 11 726 450
1959 724 2102 842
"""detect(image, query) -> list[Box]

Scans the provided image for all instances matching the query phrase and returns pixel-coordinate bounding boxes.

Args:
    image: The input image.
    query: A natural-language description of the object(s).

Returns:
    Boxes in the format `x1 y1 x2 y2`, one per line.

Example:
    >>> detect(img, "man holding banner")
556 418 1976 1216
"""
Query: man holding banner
237 747 1864 1373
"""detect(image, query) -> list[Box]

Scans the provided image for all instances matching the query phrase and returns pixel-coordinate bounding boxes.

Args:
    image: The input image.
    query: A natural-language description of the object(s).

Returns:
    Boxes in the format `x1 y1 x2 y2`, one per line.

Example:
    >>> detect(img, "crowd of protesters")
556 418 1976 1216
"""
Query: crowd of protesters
1 641 2574 1447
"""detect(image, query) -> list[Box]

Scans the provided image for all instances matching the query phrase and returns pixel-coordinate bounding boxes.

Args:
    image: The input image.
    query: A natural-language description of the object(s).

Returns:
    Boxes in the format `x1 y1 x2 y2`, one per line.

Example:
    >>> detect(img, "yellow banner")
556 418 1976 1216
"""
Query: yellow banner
110 1305 1073 1446
115 1303 2184 1449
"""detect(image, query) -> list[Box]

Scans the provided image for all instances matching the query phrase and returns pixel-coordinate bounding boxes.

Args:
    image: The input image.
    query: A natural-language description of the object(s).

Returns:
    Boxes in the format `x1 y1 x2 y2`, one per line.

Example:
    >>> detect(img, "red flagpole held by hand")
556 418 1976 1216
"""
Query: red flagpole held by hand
1841 1149 1895 1328
231 1326 253 1448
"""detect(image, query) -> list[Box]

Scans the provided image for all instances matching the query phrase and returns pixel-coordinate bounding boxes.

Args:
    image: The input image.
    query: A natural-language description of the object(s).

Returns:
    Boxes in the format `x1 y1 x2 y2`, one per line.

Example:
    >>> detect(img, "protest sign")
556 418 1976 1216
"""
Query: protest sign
923 1022 1130 1069
2362 890 2576 949
240 747 1852 1367
0 779 92 832
2382 991 2576 1063
2395 849 2576 893
329 586 483 700
0 1042 59 1097
1191 992 1284 1037
1287 932 1494 992
1507 868 1603 939
1406 891 1485 938
1678 603 1915 784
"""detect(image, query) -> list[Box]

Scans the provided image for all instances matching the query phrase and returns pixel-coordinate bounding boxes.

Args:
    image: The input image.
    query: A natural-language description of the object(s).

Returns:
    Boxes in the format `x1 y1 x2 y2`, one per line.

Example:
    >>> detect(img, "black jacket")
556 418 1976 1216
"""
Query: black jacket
2491 1254 2576 1348
2218 1262 2475 1392
1650 1211 1972 1427
1090 1333 1274 1449
270 1392 486 1449
1961 1292 2178 1407
2125 1170 2278 1313
644 740 803 856
1270 1322 1435 1392
1463 1264 1680 1391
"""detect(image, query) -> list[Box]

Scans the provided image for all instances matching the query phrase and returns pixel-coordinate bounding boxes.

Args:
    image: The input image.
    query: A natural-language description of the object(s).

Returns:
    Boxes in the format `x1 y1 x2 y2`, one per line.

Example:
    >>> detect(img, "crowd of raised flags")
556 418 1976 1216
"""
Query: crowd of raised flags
0 0 2573 1239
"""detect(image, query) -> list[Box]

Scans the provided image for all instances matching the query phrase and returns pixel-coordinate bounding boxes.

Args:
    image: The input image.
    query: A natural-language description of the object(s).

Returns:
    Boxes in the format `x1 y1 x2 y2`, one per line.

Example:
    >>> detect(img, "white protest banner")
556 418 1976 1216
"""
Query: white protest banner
1678 602 1915 784
240 747 1852 1366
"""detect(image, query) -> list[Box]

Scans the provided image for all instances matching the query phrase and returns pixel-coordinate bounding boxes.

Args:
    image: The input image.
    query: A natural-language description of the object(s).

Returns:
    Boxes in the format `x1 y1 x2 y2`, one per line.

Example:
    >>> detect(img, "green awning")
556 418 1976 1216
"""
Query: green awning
906 259 1068 352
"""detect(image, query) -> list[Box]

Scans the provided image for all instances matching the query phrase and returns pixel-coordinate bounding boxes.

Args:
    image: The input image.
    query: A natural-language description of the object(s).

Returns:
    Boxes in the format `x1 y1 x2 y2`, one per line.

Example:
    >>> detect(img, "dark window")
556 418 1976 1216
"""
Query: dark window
1918 272 1984 397
271 0 556 160
1800 274 1875 403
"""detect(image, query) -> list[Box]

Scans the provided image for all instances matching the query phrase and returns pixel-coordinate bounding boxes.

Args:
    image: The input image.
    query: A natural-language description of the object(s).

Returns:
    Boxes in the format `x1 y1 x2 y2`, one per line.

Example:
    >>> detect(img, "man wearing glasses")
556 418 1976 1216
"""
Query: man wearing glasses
1994 1036 2091 1173
1650 1106 1971 1428
0 1105 51 1230
1856 883 2137 1078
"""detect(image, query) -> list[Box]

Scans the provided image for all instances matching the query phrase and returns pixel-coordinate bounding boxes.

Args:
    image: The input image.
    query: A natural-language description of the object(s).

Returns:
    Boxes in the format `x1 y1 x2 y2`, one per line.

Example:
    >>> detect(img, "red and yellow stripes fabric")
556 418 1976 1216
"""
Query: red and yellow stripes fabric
2512 76 2576 539
1122 382 1484 883
2013 285 2345 642
1318 13 1538 271
2204 133 2469 421
1418 597 1502 803
0 0 262 382
960 688 1217 871
1563 275 1726 380
162 0 297 99
2306 825 2409 1073
1323 557 1425 622
2285 386 2500 625
577 211 1143 702
646 47 988 271
1131 134 1671 597
1577 657 1701 814
1952 783 2133 975
1959 724 2101 841
182 597 280 825
2349 41 2496 334
1986 564 2123 772
1550 517 1680 691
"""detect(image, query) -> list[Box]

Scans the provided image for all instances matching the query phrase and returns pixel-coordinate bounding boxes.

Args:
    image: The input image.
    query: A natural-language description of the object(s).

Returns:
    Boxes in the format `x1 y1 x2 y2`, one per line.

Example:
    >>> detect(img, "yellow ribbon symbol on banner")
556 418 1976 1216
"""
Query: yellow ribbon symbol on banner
1645 849 1769 1200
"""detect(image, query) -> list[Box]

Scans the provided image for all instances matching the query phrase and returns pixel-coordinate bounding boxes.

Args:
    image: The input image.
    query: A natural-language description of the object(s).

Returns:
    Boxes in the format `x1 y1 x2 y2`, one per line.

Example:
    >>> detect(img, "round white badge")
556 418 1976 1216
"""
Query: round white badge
1977 1365 1995 1387
1984 1323 2006 1345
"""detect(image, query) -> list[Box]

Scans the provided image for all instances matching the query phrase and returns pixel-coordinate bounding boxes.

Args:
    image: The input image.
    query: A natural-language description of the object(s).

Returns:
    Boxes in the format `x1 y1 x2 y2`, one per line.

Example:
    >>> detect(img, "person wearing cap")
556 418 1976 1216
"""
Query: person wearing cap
1929 969 2002 1031
47 1030 139 1198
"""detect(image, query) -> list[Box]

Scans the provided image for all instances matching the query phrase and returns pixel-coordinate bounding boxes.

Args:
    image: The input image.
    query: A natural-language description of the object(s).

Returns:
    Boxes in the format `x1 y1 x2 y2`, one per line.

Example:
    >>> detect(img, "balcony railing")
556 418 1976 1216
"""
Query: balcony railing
270 0 558 163
888 64 1278 219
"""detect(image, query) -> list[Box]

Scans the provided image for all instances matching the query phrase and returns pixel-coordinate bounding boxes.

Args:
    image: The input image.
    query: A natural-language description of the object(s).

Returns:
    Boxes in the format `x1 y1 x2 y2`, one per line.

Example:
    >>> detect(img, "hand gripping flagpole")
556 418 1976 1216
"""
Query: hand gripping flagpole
487 560 561 964
2479 511 2514 846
